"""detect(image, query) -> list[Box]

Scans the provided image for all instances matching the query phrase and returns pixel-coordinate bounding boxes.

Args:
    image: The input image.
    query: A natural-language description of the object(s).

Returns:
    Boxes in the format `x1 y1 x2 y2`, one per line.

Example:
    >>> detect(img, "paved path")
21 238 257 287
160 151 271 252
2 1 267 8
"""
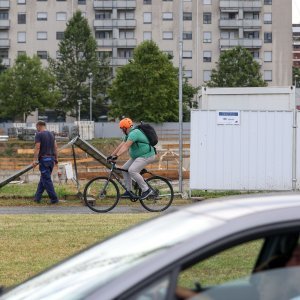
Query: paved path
0 205 151 214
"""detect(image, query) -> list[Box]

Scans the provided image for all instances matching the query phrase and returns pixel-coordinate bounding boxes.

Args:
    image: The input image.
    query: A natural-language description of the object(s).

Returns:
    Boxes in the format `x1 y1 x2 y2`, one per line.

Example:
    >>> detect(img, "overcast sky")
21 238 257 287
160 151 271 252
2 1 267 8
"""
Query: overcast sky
293 0 300 23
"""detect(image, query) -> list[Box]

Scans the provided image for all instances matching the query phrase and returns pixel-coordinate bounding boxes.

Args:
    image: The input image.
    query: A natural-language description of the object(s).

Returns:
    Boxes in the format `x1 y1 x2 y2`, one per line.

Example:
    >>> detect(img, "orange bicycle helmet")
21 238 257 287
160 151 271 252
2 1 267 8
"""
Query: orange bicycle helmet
119 118 133 129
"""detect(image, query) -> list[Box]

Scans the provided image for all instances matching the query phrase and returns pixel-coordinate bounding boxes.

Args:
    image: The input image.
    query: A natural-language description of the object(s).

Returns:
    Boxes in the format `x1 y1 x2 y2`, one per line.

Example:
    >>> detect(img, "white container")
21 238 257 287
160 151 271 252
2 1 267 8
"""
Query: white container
75 121 95 140
190 110 293 191
58 162 74 182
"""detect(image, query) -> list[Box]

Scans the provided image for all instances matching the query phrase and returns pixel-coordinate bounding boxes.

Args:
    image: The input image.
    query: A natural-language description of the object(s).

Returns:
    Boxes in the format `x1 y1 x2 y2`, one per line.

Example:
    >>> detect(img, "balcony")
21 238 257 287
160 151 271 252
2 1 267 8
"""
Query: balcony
0 0 10 9
220 0 262 10
111 57 131 66
2 57 10 66
0 38 9 48
94 19 136 29
94 0 136 9
96 38 136 47
243 19 261 27
219 19 241 28
220 38 262 48
219 19 261 28
0 20 9 29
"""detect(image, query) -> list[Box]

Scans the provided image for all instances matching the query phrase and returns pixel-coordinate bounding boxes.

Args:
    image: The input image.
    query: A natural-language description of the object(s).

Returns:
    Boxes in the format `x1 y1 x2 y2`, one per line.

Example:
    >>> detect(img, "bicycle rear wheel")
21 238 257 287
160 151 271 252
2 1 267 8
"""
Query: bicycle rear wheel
83 177 120 213
139 176 174 212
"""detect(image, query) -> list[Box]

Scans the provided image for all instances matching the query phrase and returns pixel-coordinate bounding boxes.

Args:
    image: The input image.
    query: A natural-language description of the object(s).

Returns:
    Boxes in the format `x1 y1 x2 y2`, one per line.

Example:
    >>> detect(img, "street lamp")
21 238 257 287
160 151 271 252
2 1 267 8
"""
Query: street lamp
77 99 82 122
88 72 93 121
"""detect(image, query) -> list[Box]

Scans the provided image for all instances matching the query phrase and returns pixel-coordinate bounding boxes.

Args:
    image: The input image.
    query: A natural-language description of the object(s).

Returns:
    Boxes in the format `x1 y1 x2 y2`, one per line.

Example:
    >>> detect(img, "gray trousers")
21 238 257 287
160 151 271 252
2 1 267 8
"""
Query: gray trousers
122 156 156 192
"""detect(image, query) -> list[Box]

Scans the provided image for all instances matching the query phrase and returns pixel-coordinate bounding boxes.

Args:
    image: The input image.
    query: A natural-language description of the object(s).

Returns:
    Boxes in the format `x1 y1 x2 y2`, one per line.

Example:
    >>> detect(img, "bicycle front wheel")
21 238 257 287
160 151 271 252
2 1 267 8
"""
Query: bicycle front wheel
83 177 120 213
140 176 174 212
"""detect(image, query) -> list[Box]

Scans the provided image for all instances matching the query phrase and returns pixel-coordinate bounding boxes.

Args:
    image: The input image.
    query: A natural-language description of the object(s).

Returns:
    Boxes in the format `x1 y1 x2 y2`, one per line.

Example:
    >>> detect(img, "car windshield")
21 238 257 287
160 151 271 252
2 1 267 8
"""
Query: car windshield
191 267 300 300
2 210 223 300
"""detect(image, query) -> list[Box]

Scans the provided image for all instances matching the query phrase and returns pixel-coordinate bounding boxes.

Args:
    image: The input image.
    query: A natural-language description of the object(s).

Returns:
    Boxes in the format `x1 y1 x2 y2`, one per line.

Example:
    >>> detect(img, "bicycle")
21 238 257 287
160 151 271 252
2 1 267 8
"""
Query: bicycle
83 162 174 213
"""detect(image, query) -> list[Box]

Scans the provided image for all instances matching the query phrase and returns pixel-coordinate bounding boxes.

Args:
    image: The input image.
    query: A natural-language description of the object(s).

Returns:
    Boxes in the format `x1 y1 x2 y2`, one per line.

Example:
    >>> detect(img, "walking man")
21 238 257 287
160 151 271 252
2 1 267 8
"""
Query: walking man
107 118 156 200
32 121 59 204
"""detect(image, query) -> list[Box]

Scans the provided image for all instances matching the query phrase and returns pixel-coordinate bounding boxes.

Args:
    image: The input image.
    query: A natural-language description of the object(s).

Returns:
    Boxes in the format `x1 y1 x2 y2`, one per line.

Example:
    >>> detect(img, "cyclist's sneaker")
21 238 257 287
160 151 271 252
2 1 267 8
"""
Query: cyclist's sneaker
121 191 134 198
140 189 154 200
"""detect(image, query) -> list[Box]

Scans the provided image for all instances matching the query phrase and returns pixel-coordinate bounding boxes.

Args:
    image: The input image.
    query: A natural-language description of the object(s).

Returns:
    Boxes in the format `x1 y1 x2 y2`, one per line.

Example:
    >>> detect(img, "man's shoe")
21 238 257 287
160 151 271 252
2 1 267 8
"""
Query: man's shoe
50 199 59 204
140 189 154 200
121 191 134 198
34 199 41 203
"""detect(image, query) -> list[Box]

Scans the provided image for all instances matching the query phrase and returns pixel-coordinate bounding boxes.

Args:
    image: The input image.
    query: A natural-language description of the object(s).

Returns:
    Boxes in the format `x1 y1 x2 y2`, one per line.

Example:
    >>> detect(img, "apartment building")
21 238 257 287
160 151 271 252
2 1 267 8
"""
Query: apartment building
0 0 292 88
293 23 300 68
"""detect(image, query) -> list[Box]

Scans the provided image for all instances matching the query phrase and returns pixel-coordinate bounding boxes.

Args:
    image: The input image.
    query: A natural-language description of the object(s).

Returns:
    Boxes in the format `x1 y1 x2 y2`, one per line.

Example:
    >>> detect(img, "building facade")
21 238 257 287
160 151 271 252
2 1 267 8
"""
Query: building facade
293 23 300 68
0 0 292 88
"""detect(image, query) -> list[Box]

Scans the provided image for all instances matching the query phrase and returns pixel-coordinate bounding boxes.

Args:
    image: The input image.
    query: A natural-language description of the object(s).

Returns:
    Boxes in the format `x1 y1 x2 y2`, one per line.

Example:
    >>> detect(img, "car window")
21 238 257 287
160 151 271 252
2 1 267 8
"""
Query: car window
177 239 264 291
129 275 171 300
190 267 300 300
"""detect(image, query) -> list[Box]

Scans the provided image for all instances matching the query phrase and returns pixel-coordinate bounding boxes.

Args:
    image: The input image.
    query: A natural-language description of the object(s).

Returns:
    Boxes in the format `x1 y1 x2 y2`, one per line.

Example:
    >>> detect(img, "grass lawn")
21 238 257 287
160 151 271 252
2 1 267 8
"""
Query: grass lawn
0 214 156 287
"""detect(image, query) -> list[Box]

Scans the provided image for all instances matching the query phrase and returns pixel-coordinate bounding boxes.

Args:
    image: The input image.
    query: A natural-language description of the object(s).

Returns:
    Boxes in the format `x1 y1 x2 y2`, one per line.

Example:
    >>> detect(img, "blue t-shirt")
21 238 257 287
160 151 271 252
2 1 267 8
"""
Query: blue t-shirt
35 130 56 158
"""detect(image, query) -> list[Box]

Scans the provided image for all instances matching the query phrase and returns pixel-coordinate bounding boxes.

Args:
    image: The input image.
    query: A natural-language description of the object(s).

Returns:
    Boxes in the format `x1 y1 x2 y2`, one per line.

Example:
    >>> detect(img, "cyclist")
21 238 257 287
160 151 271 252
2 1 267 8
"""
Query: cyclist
107 118 156 200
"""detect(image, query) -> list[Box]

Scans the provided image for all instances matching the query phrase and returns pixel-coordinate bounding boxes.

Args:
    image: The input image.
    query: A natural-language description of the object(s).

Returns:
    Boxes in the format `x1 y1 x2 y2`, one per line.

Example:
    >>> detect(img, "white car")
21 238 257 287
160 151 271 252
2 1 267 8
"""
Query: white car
1 193 300 300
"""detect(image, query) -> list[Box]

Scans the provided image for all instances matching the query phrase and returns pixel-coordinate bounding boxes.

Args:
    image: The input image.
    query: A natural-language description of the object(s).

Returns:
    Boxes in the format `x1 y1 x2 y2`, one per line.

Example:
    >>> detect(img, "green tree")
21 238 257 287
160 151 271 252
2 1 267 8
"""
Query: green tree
108 40 198 123
0 54 60 122
207 46 266 87
0 57 6 74
293 67 300 87
49 10 111 120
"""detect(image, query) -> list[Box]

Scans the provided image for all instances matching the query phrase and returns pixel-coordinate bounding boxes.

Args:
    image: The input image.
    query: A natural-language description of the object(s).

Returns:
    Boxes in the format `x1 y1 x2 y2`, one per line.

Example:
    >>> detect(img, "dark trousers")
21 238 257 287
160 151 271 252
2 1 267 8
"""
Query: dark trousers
35 157 58 203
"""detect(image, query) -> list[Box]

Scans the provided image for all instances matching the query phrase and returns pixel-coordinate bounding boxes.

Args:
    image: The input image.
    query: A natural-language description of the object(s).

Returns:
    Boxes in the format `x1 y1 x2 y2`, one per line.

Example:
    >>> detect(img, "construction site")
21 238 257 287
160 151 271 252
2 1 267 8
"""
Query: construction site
0 123 190 196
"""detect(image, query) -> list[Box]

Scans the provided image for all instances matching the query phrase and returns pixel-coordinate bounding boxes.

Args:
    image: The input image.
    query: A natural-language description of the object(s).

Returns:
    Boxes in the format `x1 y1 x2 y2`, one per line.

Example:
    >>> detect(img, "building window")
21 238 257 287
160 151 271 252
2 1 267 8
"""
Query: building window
203 70 212 82
264 51 272 62
18 13 26 24
56 32 64 40
78 0 86 4
220 31 230 39
56 51 61 59
95 11 111 20
17 32 26 43
143 12 152 23
264 0 272 4
17 51 26 56
203 31 212 43
143 31 152 41
17 0 26 4
0 12 8 20
163 31 173 40
97 51 112 59
162 12 173 20
119 29 134 39
37 51 48 59
184 70 192 78
203 0 211 4
264 32 272 43
118 10 134 19
203 12 211 24
183 12 192 20
183 50 192 59
264 13 272 24
203 51 212 62
95 31 112 39
118 48 133 58
37 12 47 21
56 12 67 21
0 31 8 39
143 0 151 4
264 70 272 81
37 31 47 40
183 31 192 40
244 31 259 39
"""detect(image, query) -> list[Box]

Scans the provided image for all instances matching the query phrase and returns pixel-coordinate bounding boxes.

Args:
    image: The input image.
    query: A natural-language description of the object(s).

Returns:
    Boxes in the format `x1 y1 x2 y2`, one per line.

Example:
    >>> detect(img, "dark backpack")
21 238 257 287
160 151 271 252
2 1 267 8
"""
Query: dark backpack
136 123 158 147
